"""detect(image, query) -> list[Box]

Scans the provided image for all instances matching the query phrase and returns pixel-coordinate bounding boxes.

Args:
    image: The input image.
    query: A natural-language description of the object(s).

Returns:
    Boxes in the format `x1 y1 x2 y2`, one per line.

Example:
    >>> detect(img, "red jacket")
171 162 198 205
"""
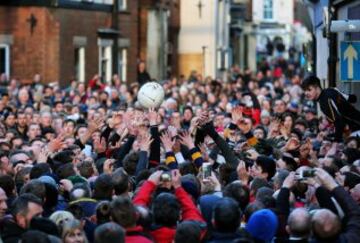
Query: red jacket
126 225 153 243
133 180 206 243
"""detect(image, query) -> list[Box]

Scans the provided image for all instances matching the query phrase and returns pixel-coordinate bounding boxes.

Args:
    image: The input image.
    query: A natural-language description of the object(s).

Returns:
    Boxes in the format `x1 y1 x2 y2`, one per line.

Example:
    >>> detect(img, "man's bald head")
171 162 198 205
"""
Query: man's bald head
287 208 311 238
312 209 341 240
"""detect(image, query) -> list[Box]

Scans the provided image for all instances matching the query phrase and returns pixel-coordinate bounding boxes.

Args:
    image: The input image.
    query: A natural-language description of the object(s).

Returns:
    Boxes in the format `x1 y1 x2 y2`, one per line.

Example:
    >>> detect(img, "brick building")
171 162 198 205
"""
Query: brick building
0 0 138 86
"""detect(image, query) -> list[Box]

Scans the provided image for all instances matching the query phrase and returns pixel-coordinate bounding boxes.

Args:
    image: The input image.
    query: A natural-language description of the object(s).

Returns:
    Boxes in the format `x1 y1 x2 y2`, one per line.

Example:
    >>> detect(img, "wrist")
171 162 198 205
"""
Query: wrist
327 182 338 191
149 121 157 126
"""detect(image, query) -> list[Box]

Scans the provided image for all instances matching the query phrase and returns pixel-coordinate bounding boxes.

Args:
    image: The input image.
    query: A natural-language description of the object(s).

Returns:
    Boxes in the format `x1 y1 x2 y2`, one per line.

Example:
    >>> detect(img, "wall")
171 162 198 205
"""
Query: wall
0 2 139 85
178 0 216 78
0 7 60 83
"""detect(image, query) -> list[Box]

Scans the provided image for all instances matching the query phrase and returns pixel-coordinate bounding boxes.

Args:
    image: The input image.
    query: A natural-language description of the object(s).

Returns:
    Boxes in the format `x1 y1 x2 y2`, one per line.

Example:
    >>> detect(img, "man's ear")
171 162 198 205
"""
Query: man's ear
262 172 269 180
286 225 290 234
212 219 216 228
15 214 26 229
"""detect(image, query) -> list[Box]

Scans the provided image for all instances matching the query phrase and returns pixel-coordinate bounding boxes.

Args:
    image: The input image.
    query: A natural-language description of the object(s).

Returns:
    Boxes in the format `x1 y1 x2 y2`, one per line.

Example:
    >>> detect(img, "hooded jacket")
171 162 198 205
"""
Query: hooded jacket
133 180 206 243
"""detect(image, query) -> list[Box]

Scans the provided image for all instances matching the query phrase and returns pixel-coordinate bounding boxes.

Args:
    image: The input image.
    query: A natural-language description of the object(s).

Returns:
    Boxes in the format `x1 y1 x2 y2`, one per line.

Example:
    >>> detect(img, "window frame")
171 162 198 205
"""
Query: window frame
0 44 10 77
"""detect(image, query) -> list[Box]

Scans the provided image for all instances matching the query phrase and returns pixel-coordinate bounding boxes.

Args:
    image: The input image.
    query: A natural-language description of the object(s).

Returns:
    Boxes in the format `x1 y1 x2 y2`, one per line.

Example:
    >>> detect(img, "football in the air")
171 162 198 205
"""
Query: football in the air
137 82 165 108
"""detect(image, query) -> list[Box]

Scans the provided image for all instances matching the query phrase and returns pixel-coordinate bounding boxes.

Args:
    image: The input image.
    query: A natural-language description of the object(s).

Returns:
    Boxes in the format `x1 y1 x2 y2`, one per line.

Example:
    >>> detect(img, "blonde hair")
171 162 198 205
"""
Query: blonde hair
61 219 88 243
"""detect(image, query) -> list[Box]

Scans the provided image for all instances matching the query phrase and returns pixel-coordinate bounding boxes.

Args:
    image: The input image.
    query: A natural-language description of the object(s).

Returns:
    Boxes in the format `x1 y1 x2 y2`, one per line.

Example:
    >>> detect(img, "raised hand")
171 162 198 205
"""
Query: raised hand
284 137 300 151
282 172 296 189
147 107 158 126
246 149 259 160
94 137 107 154
139 133 153 152
198 110 211 126
168 125 178 138
231 106 243 125
178 131 195 149
315 168 338 191
148 170 163 185
268 118 281 138
160 131 176 152
103 159 115 174
59 179 73 193
88 117 104 133
48 133 66 153
189 117 200 135
37 146 51 163
236 160 250 185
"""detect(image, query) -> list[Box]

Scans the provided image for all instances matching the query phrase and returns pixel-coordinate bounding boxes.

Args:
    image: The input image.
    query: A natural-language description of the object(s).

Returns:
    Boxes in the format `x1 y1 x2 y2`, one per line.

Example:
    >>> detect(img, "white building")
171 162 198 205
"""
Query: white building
178 0 231 79
252 0 294 57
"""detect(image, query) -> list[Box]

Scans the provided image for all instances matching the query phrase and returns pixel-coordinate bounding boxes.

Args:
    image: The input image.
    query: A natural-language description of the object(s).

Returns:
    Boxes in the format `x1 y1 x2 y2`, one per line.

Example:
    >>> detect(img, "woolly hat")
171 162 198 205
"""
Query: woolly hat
199 194 222 228
245 209 278 242
181 180 200 200
38 175 58 189
49 211 75 227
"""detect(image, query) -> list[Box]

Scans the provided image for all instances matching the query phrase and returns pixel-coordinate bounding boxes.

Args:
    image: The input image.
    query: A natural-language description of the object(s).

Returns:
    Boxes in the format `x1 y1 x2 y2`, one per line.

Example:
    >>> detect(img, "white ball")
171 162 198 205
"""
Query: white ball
137 82 165 109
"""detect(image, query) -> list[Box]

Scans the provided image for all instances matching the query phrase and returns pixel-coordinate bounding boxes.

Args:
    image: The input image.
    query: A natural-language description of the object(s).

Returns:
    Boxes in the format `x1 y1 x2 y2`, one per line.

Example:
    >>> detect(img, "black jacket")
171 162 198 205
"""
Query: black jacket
138 71 151 86
206 230 251 243
1 218 26 243
317 88 360 142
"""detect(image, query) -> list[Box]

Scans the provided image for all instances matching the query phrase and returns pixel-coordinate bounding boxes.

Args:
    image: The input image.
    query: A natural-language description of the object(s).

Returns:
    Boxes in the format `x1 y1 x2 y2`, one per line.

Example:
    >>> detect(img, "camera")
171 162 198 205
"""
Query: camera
297 169 316 180
160 172 172 182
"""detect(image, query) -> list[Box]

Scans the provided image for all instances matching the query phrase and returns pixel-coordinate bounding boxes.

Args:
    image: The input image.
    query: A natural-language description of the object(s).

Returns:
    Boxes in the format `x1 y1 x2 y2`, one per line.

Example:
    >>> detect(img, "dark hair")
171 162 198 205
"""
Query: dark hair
255 156 276 180
301 75 322 90
0 174 16 197
250 177 270 196
15 167 32 191
213 197 241 233
21 230 51 243
52 150 75 164
11 193 42 217
152 193 180 227
96 201 111 225
112 168 130 196
223 181 250 211
244 201 264 222
56 163 76 179
344 172 360 189
290 128 303 141
94 222 125 243
175 221 201 243
122 151 139 176
255 187 275 208
282 155 298 171
93 174 114 201
30 217 59 237
77 160 95 179
30 163 51 179
110 196 137 228
20 180 46 202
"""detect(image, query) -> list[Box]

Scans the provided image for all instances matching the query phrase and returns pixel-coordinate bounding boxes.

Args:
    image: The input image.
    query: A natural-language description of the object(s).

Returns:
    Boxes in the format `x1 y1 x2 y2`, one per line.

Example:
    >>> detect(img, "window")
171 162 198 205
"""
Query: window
0 44 10 77
75 47 85 82
118 0 127 10
118 48 127 81
98 39 113 83
263 0 273 20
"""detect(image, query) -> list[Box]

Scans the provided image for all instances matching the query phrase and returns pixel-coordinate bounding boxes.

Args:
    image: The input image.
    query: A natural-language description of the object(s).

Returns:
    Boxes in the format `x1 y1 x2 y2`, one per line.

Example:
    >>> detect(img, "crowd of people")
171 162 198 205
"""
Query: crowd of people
0 57 360 243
